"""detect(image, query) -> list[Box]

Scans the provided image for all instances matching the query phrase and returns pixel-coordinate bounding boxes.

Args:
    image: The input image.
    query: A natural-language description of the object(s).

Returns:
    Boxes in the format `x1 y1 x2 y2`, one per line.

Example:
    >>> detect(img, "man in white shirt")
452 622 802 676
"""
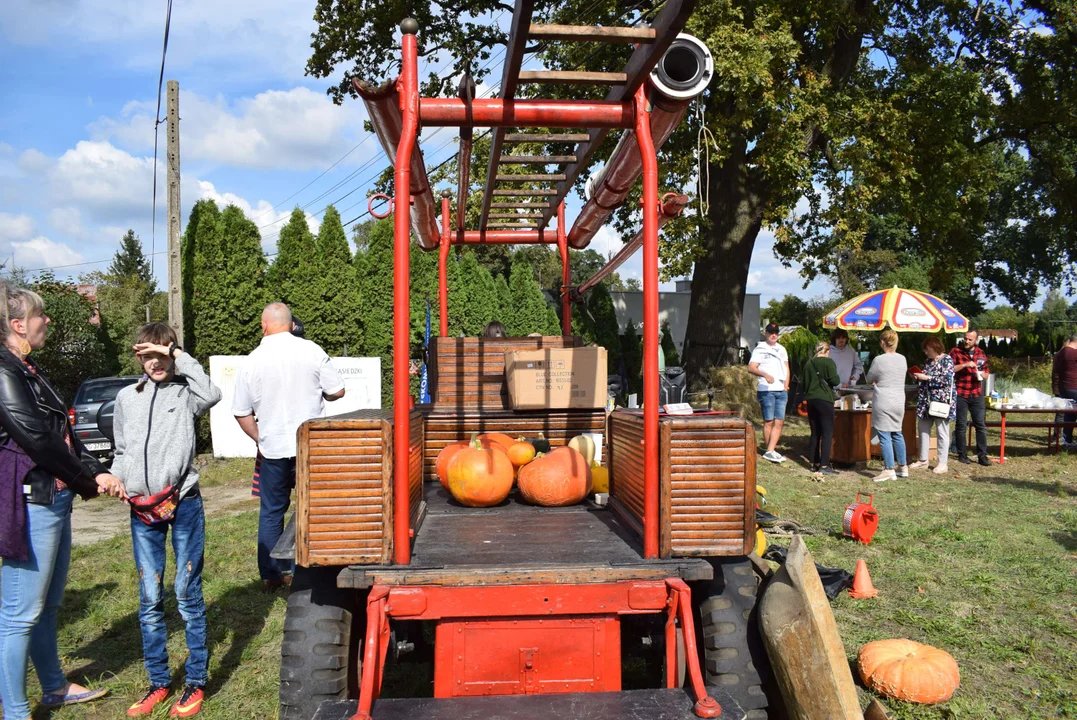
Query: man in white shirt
748 323 790 463
829 329 864 387
232 303 345 590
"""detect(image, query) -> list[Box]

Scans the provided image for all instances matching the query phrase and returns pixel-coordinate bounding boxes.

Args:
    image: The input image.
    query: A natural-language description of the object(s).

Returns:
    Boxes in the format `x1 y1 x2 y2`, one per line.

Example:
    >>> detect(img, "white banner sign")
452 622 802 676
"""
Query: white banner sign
208 355 381 458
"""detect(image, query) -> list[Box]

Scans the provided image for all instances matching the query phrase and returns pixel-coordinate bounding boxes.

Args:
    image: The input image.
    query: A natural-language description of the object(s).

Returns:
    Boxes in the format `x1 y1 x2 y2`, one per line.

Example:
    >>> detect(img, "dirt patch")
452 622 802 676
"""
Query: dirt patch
71 483 259 546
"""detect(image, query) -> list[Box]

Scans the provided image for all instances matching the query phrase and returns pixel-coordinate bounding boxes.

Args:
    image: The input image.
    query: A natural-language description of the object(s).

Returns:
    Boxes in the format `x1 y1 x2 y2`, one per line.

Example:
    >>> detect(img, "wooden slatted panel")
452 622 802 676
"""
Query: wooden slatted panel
607 411 755 559
666 416 755 557
297 409 424 567
429 336 581 409
421 406 606 483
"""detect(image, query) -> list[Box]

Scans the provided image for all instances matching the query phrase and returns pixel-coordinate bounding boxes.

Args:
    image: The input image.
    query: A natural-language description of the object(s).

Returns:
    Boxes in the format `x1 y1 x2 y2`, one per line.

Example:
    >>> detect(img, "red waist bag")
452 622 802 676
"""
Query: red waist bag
129 484 181 526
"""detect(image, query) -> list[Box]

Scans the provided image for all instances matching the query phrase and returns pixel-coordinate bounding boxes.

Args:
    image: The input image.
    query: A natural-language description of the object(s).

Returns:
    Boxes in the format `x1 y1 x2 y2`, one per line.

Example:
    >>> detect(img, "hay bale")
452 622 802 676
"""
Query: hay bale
691 365 762 424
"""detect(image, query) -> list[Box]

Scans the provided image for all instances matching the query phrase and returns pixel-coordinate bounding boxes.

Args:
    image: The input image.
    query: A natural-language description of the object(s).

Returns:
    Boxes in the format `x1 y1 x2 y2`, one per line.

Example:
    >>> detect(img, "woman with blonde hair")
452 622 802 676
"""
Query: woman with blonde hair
911 336 956 474
802 340 841 474
866 329 909 482
0 280 124 719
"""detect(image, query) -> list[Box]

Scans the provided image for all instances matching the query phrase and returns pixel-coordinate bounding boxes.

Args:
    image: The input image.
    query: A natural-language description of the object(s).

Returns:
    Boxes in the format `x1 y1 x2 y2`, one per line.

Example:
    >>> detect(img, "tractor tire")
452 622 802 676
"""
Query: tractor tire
279 567 365 720
695 558 778 720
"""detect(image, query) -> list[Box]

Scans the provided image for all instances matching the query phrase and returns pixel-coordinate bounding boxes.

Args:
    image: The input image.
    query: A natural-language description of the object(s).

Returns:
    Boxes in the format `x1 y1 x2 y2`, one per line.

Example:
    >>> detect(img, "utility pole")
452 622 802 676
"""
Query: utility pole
166 80 184 344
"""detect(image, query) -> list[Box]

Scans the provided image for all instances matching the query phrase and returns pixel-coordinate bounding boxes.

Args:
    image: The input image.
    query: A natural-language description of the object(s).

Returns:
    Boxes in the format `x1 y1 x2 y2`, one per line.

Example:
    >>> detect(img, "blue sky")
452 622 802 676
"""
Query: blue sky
0 0 833 308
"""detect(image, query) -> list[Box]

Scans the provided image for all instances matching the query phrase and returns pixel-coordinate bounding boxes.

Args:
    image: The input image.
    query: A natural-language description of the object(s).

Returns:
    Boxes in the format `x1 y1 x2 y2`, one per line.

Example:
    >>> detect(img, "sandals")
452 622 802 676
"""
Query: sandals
40 685 109 708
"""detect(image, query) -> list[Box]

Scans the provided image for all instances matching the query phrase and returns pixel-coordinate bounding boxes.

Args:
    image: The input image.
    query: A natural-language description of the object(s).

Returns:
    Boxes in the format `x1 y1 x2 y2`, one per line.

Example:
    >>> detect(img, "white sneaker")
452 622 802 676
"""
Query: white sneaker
762 450 784 463
932 464 949 474
872 469 896 482
908 460 929 470
896 465 909 478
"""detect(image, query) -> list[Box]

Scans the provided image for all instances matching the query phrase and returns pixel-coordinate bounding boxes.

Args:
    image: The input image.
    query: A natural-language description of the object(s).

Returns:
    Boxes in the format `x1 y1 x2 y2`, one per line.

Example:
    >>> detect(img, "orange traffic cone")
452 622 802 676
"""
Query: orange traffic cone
849 559 878 599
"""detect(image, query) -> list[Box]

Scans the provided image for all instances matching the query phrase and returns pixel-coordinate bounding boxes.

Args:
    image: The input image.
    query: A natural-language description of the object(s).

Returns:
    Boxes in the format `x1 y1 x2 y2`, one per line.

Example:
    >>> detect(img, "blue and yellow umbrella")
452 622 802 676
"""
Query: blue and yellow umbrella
823 287 968 333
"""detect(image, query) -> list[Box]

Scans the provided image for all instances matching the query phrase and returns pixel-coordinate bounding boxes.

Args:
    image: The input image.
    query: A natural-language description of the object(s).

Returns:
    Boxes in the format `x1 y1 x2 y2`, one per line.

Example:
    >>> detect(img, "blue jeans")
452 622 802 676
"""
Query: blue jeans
130 492 207 688
1059 387 1077 443
0 489 74 720
877 430 907 469
257 457 295 581
757 390 788 422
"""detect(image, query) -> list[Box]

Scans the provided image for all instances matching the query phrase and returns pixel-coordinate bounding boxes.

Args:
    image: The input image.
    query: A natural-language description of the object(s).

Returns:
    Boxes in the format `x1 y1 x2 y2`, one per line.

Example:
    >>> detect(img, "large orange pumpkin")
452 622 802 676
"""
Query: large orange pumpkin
476 433 516 453
435 438 504 488
517 446 592 507
858 639 960 704
445 436 514 507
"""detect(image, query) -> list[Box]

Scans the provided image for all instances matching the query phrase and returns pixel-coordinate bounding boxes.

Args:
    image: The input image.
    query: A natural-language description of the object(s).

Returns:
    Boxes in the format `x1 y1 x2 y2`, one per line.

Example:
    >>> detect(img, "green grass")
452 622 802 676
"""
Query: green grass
34 418 1077 719
759 418 1077 719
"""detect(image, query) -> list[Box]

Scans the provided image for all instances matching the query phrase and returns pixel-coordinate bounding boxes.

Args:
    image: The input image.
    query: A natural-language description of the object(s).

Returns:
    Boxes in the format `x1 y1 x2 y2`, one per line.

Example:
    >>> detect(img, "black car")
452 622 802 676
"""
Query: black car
70 376 140 461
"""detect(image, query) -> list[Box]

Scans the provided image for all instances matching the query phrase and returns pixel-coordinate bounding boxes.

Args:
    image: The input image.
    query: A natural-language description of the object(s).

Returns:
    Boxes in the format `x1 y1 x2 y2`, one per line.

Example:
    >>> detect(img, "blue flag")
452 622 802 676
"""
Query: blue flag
419 300 432 404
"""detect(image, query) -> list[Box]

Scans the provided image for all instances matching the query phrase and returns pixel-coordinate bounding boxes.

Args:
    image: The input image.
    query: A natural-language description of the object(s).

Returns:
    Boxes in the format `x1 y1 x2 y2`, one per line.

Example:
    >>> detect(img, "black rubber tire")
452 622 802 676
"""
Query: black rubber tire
279 567 365 720
695 558 775 720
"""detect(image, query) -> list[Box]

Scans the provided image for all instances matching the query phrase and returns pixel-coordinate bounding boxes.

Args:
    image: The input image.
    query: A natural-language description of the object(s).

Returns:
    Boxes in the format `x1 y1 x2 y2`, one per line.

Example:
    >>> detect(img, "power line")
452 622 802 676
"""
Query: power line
149 0 173 280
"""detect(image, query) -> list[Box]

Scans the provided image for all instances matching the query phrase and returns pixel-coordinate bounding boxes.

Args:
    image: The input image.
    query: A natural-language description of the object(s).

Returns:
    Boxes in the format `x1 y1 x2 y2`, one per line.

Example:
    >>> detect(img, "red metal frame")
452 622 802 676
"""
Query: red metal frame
420 98 634 129
350 581 721 718
557 201 570 336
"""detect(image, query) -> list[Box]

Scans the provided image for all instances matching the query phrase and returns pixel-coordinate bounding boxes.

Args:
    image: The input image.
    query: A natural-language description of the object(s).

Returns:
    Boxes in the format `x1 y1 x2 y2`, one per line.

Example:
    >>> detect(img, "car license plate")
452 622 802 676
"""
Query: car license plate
84 442 111 452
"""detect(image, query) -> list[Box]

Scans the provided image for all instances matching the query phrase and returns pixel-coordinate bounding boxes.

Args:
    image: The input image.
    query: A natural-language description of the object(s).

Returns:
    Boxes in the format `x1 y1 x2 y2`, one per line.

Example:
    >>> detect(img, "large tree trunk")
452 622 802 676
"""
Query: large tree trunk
683 142 768 383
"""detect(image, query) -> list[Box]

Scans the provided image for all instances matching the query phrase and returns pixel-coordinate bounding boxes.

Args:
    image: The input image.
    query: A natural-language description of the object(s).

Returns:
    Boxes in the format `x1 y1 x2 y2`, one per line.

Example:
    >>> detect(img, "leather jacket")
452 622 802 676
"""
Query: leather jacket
0 347 104 501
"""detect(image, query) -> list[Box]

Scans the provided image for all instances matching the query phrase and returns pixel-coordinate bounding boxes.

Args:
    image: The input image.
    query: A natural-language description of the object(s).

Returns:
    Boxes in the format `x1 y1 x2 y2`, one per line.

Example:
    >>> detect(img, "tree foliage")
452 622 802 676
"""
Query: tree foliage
268 208 321 330
30 272 115 401
306 0 1077 382
313 206 362 354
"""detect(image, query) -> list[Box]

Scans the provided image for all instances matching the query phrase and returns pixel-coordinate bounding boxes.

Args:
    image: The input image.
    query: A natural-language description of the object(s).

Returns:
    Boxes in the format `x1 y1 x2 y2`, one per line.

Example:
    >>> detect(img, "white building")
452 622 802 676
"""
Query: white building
610 281 761 358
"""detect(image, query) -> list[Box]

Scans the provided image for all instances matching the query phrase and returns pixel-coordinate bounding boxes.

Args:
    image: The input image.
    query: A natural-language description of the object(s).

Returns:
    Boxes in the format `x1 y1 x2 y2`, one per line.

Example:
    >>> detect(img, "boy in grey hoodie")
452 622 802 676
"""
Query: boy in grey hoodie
111 322 221 718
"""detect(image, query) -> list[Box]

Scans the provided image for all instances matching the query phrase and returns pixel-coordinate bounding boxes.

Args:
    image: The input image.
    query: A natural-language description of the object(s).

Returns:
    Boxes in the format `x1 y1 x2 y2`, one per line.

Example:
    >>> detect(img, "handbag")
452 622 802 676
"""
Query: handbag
129 483 181 526
927 368 954 419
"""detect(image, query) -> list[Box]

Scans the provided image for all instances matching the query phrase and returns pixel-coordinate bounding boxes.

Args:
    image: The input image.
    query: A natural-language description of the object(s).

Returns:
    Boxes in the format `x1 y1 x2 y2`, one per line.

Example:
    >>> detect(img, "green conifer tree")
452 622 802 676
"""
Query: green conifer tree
493 274 511 328
313 206 362 355
268 208 320 331
506 255 551 336
356 219 395 406
218 205 270 354
660 320 680 366
181 199 215 350
621 318 643 396
188 200 223 360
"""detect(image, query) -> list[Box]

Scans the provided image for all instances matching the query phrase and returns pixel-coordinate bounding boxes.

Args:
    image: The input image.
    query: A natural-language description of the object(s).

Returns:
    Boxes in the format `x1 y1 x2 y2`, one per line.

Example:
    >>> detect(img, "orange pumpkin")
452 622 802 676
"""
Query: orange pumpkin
858 639 960 704
517 446 592 507
506 439 537 470
445 436 514 507
476 433 516 453
435 438 504 488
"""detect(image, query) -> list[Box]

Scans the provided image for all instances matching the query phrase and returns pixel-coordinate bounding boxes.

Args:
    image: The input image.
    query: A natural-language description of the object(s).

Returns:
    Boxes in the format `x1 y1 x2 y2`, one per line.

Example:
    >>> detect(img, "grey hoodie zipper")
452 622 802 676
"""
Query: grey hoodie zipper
144 383 158 492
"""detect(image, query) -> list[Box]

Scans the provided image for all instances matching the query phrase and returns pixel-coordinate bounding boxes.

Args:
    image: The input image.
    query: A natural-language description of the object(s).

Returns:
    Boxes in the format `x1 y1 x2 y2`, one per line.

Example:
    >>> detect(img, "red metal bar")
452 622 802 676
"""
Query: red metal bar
383 581 668 620
353 78 440 250
451 229 559 244
420 98 634 128
576 193 688 294
391 24 418 565
557 202 570 336
439 192 451 337
667 580 722 718
566 92 695 248
350 588 390 720
636 86 660 560
664 589 680 689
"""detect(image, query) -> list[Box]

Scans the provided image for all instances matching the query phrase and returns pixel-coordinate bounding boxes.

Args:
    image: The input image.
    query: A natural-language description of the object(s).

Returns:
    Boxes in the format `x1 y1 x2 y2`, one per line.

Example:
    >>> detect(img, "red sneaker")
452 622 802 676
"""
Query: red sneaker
127 686 170 716
170 685 204 717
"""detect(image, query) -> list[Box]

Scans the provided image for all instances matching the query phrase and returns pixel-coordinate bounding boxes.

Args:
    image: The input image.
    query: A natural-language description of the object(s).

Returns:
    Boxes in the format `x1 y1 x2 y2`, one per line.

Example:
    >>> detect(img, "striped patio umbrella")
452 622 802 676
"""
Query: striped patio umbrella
823 286 968 333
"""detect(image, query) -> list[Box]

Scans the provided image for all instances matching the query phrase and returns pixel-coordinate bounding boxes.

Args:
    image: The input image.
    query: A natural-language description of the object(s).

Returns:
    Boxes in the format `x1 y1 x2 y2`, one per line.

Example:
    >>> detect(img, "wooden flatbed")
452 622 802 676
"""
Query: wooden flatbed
313 687 745 720
337 485 713 588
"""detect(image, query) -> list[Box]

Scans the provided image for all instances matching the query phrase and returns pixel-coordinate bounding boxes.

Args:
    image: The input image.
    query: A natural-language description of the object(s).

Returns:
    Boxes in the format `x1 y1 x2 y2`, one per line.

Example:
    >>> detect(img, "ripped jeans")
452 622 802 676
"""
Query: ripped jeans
130 491 207 688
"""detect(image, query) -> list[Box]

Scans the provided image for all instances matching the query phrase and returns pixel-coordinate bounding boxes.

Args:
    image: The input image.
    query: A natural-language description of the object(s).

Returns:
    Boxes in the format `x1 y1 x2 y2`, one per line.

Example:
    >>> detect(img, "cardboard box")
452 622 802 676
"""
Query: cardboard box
504 347 608 410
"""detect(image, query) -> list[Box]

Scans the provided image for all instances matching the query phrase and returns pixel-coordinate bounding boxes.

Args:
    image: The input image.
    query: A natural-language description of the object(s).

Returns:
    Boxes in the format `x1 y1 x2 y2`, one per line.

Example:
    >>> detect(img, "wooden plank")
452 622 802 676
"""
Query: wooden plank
490 202 551 208
504 133 591 143
492 188 559 196
479 0 536 227
499 155 577 163
660 417 672 558
494 173 566 182
527 23 657 43
518 70 627 85
380 419 394 563
486 222 538 229
488 213 545 219
296 422 311 567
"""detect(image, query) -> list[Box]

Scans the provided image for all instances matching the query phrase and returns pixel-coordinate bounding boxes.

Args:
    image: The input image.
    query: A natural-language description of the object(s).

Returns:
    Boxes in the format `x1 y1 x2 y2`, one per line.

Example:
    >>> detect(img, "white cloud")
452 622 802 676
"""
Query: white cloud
11 237 84 270
196 179 320 253
49 208 83 237
0 213 35 244
91 87 370 171
49 141 157 222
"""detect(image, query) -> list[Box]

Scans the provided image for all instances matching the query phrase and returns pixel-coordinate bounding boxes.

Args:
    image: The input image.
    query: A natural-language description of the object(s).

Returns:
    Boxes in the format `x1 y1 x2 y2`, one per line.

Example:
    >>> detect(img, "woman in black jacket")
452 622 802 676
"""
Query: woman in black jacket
0 280 124 719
